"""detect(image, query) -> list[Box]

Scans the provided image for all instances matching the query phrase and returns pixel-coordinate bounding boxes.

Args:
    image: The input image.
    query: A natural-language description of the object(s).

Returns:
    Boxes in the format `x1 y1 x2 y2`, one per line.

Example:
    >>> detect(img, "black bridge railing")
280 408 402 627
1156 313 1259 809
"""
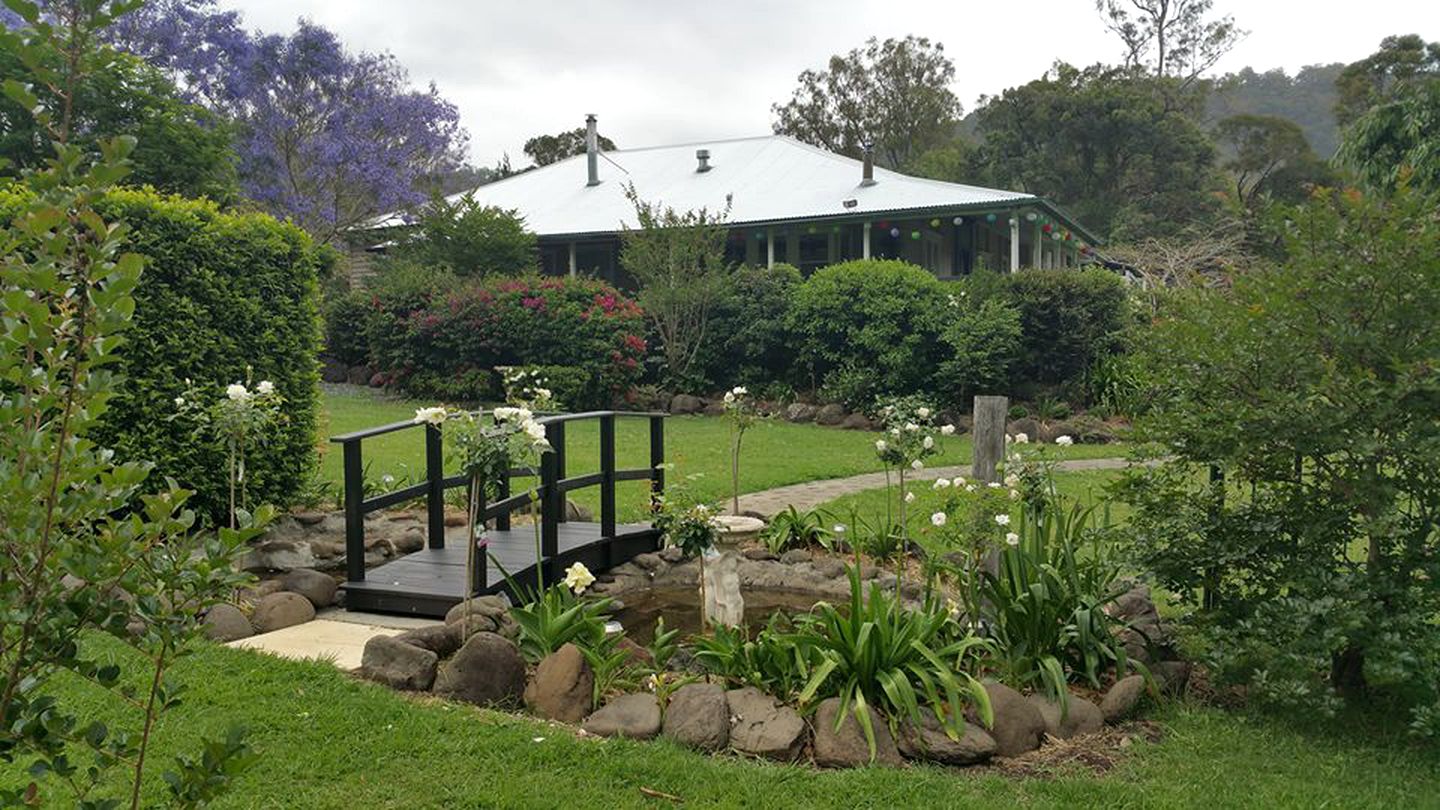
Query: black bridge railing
330 410 667 591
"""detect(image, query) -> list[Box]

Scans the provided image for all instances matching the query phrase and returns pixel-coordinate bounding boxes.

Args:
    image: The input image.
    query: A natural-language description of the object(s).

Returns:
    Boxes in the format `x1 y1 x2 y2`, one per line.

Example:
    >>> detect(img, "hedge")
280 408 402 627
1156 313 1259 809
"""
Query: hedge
693 262 802 390
363 273 647 409
0 187 325 520
787 259 952 407
1001 269 1129 388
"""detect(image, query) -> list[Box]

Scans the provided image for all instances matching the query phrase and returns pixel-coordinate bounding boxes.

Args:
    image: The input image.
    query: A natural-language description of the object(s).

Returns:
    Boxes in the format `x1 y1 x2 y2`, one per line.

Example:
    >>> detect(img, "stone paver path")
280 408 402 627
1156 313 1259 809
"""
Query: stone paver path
736 457 1135 518
227 611 441 670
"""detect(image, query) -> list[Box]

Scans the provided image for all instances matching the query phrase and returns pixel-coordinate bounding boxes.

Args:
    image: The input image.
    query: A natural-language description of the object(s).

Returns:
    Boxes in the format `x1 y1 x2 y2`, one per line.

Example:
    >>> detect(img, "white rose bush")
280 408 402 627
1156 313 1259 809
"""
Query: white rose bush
871 399 948 572
721 385 759 515
173 370 285 529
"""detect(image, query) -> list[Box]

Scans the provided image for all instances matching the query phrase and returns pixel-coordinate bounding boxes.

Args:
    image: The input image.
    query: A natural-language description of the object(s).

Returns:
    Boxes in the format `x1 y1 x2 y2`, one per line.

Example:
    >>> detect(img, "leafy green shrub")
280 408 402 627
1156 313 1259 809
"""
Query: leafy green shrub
691 617 815 701
788 259 950 405
694 262 802 388
1122 183 1440 736
762 506 833 554
0 187 325 520
324 287 373 366
390 193 537 277
365 273 647 407
1003 269 1128 389
933 296 1022 402
508 582 614 663
795 567 993 759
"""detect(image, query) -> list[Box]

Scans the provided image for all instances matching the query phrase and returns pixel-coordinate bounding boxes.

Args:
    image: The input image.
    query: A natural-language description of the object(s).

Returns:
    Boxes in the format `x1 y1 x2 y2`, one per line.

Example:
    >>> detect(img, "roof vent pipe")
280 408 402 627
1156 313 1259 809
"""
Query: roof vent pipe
696 148 712 173
585 114 600 187
860 143 877 187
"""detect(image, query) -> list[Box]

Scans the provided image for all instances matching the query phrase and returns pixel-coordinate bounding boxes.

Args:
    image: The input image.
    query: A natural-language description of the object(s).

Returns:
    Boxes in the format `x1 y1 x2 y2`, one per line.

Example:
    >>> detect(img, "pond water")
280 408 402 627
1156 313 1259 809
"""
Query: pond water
610 587 832 644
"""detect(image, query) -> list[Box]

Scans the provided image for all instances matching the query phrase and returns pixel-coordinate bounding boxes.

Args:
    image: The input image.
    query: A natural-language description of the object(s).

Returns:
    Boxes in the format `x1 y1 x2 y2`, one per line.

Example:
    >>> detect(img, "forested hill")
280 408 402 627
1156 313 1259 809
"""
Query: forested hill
1206 64 1345 158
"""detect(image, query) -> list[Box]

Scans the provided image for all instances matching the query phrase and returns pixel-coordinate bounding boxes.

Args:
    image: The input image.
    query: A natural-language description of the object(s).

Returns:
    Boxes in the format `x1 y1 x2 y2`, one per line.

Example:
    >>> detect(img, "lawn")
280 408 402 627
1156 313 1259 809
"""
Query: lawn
314 386 1132 521
8 635 1436 809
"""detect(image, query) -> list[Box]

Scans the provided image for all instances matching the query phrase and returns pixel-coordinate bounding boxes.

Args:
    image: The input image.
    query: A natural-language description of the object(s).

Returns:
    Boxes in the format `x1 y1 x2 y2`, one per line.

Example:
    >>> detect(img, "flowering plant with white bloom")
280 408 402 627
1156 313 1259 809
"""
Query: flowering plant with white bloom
870 398 949 563
499 366 561 411
652 471 724 628
562 562 596 594
172 368 284 528
721 385 761 515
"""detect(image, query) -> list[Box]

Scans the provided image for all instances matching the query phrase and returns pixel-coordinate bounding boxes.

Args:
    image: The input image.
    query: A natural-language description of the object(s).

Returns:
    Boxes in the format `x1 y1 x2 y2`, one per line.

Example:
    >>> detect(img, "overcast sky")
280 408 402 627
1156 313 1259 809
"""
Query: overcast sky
222 0 1438 165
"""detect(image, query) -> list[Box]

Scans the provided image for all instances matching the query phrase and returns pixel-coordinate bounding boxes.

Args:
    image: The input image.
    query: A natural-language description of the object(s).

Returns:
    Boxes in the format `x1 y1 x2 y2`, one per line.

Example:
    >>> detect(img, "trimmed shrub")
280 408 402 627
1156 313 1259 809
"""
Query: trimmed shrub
934 296 1023 402
366 273 647 409
0 187 325 520
788 260 951 406
1002 269 1128 388
324 287 373 367
694 262 801 388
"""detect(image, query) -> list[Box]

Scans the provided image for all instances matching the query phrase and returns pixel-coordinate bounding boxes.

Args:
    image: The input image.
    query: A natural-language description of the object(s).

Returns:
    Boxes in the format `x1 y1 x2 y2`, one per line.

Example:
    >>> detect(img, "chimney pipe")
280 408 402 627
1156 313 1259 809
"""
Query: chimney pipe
695 148 712 173
860 143 876 187
585 114 600 187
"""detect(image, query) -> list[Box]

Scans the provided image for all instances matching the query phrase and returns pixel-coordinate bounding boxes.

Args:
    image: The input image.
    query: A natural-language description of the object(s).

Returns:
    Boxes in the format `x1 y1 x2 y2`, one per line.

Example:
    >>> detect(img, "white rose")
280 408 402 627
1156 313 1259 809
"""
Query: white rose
256 380 275 395
904 422 919 432
1004 474 1020 487
890 428 901 436
875 439 888 452
523 420 547 441
930 512 947 527
916 407 931 418
563 562 596 594
911 459 923 471
412 406 448 426
1015 433 1030 444
922 436 934 450
940 424 956 435
732 386 747 396
954 476 966 487
988 481 1002 489
1056 435 1074 446
1009 489 1021 500
833 524 847 534
933 478 950 490
226 383 250 402
965 484 976 492
723 392 735 404
994 514 1011 526
173 396 185 407
1005 532 1020 546
904 492 916 503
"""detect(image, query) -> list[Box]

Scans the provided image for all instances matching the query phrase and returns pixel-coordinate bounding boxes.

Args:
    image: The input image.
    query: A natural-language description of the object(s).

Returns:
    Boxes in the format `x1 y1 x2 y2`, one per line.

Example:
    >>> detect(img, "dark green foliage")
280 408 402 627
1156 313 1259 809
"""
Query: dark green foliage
1208 64 1344 158
933 295 1022 402
693 262 801 389
0 186 324 520
1001 269 1129 390
690 617 815 701
1122 183 1440 735
522 127 616 166
364 272 646 408
973 63 1221 241
391 193 537 277
323 287 372 366
788 259 950 405
0 49 238 202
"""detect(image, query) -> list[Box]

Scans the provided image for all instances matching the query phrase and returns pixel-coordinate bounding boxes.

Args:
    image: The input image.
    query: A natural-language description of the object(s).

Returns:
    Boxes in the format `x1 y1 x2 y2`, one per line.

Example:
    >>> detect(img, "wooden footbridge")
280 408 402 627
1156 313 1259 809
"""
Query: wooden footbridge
331 411 665 617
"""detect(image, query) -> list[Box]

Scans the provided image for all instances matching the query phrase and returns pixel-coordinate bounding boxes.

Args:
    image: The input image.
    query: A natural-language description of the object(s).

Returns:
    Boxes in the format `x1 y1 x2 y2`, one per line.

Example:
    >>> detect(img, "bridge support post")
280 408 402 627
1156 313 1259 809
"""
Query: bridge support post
540 423 562 583
425 424 445 550
343 440 365 583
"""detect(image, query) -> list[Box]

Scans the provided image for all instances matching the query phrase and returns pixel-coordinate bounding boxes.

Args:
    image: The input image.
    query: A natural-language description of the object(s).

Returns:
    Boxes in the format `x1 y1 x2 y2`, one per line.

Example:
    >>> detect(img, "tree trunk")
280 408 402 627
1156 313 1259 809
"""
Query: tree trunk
1331 646 1367 700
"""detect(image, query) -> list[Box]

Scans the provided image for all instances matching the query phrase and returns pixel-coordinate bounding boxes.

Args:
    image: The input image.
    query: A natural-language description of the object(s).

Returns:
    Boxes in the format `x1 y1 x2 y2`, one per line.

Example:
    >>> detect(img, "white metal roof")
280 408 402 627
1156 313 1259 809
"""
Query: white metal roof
367 135 1091 240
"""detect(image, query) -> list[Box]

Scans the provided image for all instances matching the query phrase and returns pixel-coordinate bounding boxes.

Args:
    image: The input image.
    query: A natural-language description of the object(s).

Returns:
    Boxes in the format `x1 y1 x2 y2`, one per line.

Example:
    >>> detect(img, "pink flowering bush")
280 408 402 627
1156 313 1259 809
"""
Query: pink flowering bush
366 273 647 407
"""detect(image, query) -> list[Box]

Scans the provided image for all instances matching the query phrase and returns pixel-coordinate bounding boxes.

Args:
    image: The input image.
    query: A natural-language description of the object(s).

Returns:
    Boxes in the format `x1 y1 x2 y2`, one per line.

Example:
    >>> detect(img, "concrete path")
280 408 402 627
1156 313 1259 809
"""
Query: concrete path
227 610 441 670
735 457 1134 518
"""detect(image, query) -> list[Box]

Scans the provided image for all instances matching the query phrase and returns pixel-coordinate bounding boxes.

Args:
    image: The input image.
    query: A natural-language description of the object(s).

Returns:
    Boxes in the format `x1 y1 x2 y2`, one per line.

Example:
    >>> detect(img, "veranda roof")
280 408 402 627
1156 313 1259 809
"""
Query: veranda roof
365 134 1099 244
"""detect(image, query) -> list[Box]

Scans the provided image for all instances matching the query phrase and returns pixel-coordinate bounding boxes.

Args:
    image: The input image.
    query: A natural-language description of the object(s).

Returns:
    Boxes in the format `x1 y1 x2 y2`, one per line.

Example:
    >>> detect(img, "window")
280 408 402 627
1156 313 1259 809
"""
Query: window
798 234 830 274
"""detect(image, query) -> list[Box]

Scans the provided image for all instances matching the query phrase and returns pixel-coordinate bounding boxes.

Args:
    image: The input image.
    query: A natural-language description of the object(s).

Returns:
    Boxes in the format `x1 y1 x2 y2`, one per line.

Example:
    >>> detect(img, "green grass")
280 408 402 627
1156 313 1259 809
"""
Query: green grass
315 386 1131 521
7 636 1436 809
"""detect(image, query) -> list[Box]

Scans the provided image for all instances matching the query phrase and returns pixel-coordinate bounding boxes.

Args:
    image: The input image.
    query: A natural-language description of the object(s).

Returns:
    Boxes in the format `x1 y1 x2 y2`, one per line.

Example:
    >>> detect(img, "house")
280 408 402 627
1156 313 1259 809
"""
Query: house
360 116 1100 286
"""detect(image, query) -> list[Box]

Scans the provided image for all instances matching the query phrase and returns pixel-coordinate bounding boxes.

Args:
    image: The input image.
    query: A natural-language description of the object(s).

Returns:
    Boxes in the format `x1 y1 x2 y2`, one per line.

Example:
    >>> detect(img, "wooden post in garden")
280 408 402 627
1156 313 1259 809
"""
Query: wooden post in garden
972 395 1009 483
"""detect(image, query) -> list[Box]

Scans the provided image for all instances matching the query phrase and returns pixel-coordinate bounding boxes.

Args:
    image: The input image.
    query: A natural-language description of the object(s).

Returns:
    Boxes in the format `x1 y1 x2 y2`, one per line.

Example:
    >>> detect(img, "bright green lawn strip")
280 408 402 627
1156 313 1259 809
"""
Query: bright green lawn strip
317 387 1130 522
4 636 1435 809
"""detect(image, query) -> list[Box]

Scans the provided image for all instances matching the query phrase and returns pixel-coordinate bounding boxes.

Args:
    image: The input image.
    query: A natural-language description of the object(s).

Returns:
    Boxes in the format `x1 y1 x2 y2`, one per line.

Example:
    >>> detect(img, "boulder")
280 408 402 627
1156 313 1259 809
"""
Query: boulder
702 400 725 416
1006 417 1042 443
840 412 876 431
360 635 439 691
615 636 653 668
250 591 315 633
726 687 807 762
668 394 703 415
582 693 662 739
1037 420 1078 444
1101 674 1148 722
566 500 595 522
966 681 1045 757
202 604 253 642
1026 694 1105 740
812 697 902 768
779 549 812 565
662 683 730 752
346 365 370 385
391 527 425 554
444 596 517 640
292 511 328 526
281 568 338 608
896 708 997 766
368 372 385 388
241 539 317 573
743 548 779 562
814 404 847 426
811 557 846 579
1152 660 1192 696
432 632 526 708
784 403 818 423
524 644 594 724
392 623 462 659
